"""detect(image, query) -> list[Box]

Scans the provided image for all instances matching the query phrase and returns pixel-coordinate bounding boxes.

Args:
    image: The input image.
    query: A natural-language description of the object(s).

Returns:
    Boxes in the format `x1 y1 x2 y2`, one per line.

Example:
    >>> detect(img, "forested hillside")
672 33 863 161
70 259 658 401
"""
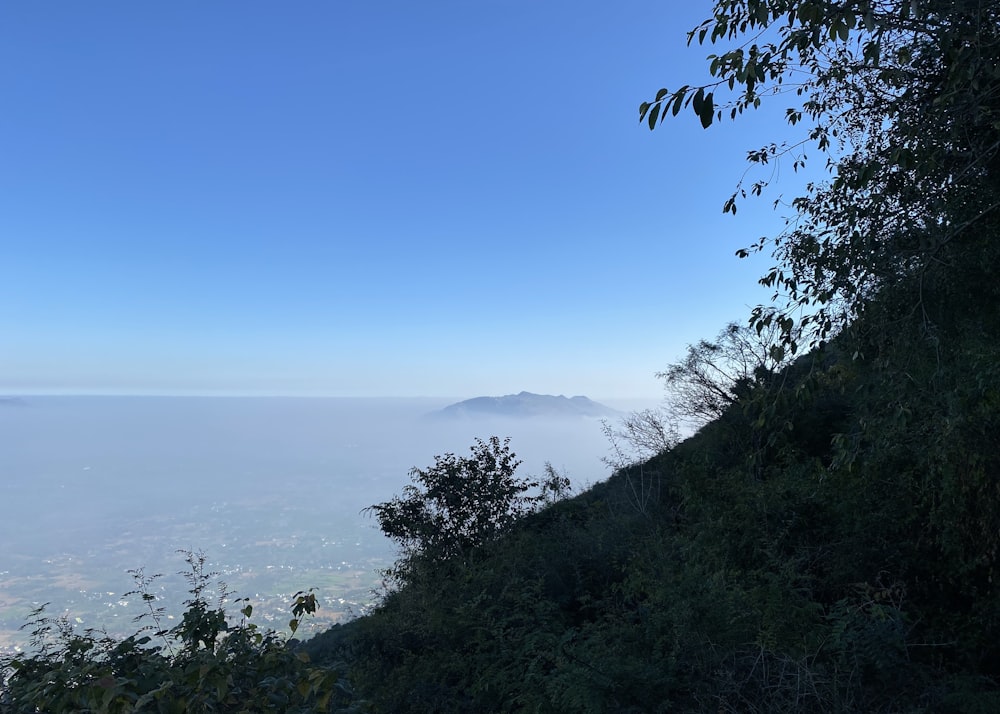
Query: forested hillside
4 0 999 711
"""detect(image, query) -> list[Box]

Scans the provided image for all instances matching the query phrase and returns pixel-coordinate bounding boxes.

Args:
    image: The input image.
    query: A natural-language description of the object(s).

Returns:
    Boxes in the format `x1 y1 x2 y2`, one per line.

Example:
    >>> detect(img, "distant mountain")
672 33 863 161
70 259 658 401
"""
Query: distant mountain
432 391 621 420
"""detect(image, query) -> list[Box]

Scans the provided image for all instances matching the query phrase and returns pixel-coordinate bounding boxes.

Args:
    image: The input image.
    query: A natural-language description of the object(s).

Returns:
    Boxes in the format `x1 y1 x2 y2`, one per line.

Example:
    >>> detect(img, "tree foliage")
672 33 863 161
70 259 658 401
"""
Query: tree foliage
602 408 679 464
366 437 569 575
658 320 789 428
642 0 1000 350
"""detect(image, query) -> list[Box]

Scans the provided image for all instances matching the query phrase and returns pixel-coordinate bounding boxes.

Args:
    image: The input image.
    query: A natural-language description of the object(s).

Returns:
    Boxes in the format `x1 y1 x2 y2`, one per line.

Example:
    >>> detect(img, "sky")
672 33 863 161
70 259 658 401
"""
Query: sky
1 1 813 400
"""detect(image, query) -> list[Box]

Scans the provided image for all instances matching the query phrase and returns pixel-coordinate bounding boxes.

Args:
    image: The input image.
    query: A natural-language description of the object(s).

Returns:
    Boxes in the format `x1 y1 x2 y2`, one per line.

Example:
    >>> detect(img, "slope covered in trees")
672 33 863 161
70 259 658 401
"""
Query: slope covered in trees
4 0 1000 710
301 313 1000 711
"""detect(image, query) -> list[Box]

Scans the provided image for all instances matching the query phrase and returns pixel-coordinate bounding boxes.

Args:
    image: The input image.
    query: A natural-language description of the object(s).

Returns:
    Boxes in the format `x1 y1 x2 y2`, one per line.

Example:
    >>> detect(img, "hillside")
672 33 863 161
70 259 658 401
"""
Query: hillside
302 307 1000 711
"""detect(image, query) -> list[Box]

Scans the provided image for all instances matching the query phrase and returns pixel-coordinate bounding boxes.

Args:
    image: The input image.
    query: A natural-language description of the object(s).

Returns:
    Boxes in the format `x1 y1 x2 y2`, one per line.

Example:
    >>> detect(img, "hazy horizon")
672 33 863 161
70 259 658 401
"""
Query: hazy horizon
0 392 661 412
0 394 627 650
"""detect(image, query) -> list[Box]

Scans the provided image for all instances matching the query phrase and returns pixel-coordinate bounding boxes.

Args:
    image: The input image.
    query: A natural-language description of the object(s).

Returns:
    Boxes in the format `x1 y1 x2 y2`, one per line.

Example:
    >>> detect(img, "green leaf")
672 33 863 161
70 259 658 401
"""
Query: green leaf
699 92 715 128
691 87 705 115
647 101 661 130
671 92 685 116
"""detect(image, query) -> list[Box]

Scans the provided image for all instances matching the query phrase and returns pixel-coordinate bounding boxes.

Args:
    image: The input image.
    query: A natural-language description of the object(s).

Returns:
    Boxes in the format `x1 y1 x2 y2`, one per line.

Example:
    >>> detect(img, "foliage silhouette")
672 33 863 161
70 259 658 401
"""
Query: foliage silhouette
365 436 570 582
1 550 359 713
641 0 1000 355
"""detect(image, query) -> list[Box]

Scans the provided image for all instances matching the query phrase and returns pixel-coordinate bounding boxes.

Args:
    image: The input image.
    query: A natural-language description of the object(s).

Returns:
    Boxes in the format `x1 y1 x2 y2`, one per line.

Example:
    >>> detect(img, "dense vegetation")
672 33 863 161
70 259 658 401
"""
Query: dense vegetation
4 0 1000 710
298 312 1000 711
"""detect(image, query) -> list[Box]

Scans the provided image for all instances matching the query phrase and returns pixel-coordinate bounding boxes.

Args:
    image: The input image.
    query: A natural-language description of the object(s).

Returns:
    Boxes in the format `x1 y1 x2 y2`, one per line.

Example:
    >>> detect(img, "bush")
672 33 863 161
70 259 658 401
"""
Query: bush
1 551 358 713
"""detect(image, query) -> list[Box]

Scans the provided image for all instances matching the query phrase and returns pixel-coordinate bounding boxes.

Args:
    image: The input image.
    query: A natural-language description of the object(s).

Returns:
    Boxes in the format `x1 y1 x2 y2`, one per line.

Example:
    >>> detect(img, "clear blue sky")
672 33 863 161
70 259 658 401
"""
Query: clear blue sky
1 1 808 399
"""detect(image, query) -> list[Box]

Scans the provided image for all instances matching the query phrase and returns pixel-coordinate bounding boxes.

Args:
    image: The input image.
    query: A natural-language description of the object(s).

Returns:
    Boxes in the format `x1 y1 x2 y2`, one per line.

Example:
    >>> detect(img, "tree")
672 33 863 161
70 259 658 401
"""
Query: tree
366 437 568 575
659 320 789 428
602 407 679 463
641 0 1000 352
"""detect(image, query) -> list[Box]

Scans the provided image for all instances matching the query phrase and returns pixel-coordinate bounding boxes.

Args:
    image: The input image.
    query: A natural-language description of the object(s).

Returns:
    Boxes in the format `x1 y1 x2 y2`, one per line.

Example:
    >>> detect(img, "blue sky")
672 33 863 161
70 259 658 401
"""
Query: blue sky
1 1 810 399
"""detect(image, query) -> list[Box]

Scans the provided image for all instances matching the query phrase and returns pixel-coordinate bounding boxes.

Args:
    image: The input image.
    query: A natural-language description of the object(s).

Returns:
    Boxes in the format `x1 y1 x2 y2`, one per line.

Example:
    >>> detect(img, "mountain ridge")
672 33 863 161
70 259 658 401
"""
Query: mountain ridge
431 391 621 419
